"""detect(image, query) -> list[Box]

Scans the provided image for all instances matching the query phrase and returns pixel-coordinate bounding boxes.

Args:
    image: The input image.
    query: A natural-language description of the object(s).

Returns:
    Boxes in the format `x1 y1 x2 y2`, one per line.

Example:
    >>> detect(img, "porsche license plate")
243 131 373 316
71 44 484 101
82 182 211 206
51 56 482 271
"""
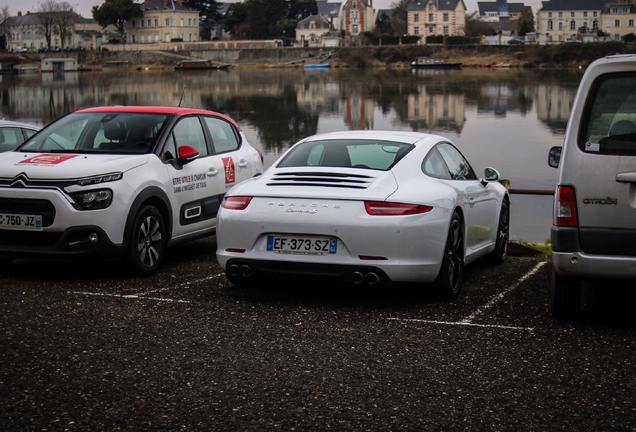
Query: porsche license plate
267 235 337 254
0 213 43 230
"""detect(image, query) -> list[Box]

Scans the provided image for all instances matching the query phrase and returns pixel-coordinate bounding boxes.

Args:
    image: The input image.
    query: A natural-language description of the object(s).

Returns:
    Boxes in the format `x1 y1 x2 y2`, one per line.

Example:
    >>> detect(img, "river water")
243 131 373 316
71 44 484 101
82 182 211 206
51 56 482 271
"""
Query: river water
0 67 585 242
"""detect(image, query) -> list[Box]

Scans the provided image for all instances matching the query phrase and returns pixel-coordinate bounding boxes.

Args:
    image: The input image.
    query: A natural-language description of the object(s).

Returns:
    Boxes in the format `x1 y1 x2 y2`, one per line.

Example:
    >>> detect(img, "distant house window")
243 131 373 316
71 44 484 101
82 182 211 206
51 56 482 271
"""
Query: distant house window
429 26 434 34
351 11 359 22
548 20 553 30
165 33 170 42
429 13 433 22
594 12 598 17
630 20 635 27
131 20 136 28
558 22 562 30
140 20 144 28
429 3 433 10
615 19 621 27
414 13 419 23
570 21 576 30
352 1 357 8
155 19 158 27
548 12 552 18
147 19 151 27
559 12 562 18
352 24 359 34
623 8 630 14
443 13 448 22
132 35 136 43
165 18 169 26
593 20 598 29
414 26 419 35
155 34 159 42
443 26 448 35
611 8 618 14
571 12 575 18
141 35 145 43
584 12 588 18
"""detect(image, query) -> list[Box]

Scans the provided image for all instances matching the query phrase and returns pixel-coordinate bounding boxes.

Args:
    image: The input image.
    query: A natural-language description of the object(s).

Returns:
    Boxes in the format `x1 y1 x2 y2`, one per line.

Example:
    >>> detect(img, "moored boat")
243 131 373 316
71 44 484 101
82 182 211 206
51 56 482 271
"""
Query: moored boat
175 59 230 70
410 57 461 69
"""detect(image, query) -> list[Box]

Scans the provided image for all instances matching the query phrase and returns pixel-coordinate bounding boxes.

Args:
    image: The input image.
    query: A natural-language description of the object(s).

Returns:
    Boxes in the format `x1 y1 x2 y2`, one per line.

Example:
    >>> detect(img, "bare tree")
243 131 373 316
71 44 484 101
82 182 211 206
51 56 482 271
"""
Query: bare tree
0 5 11 48
56 2 75 49
38 0 61 50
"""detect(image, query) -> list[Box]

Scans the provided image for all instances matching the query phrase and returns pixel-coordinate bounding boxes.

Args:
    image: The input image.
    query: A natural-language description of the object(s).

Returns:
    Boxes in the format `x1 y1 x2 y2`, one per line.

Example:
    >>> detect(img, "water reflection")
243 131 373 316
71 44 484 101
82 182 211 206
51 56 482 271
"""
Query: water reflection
0 67 584 241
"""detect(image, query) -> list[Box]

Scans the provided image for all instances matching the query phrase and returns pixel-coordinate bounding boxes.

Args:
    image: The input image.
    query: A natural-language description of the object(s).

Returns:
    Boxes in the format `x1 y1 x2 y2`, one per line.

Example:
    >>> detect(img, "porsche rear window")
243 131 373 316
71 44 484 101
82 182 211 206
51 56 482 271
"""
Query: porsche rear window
580 72 636 156
279 139 413 171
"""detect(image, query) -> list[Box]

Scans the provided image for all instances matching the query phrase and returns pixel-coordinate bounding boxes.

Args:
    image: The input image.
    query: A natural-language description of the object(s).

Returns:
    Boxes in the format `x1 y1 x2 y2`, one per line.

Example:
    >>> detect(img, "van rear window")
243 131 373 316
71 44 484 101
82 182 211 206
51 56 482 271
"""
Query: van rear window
580 72 636 155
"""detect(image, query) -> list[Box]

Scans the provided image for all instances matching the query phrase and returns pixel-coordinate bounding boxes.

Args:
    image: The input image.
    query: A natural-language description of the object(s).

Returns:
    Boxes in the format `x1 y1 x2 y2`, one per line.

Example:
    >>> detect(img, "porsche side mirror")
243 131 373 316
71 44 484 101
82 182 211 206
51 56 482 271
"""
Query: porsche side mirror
481 167 500 185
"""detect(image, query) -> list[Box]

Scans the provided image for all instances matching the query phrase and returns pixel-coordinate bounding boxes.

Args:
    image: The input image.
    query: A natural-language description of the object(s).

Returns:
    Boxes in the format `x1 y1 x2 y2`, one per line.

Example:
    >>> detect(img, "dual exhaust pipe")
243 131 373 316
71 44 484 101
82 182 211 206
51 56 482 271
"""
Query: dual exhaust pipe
228 263 252 278
351 271 381 285
229 263 381 285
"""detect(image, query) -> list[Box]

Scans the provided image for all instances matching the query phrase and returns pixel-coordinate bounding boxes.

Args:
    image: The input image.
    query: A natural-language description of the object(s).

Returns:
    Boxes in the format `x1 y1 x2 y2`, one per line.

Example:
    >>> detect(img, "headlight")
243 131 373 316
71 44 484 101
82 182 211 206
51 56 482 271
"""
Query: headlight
71 189 113 210
77 172 123 186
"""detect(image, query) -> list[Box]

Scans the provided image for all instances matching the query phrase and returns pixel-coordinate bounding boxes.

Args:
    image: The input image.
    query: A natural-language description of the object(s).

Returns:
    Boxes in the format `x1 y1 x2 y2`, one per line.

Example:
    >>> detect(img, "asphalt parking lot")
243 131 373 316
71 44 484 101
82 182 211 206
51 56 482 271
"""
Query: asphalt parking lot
2 237 636 431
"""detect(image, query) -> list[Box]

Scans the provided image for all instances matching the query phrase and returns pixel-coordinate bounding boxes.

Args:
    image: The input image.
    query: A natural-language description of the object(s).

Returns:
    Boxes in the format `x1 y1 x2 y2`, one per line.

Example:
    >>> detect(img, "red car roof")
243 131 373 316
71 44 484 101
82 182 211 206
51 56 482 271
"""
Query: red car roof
74 106 239 128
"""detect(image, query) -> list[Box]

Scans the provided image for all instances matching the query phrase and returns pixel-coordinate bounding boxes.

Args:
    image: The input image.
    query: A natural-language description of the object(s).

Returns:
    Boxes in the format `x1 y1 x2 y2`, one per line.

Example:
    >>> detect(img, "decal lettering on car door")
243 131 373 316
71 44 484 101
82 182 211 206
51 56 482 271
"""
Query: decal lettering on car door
223 157 235 184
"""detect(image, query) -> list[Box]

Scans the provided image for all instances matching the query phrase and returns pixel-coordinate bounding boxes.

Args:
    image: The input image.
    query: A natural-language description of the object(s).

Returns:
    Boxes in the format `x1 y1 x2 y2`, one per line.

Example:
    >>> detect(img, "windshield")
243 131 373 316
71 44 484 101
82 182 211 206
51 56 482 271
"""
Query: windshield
18 112 169 154
278 139 413 171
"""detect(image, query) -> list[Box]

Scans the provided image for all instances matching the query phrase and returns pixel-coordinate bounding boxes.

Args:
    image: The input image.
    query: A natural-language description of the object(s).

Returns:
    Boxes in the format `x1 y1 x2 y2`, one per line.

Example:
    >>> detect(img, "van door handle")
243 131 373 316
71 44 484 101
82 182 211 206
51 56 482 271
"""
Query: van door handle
238 159 248 168
207 168 218 177
616 172 636 183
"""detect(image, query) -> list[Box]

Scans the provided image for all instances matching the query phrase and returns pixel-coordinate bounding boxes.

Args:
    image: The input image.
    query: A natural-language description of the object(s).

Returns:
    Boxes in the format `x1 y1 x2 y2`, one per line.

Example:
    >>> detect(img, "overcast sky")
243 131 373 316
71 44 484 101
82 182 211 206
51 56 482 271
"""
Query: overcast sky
6 0 482 21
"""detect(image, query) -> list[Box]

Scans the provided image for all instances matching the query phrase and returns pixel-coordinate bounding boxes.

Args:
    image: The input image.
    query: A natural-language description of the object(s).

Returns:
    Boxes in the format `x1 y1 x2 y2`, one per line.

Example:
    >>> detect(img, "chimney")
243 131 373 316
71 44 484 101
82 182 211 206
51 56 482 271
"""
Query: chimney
17 11 22 16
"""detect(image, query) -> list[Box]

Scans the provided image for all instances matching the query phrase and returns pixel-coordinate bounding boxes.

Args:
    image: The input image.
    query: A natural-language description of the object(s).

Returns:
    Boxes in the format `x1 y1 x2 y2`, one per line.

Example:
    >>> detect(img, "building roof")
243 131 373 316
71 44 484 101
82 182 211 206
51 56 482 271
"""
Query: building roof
6 11 95 27
140 0 198 12
539 0 607 11
478 0 525 15
296 14 332 30
407 0 464 12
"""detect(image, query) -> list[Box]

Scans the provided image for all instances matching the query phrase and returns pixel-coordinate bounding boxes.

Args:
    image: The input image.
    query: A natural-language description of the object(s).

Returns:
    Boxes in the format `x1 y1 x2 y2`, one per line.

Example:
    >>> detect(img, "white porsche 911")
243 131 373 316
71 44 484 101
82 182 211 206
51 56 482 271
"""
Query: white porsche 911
216 131 510 299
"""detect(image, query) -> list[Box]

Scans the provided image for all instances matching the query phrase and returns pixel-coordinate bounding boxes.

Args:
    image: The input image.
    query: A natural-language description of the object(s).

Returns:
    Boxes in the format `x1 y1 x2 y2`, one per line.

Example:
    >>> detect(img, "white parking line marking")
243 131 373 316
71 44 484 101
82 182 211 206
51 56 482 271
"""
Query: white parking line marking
386 318 533 332
387 261 547 332
68 272 225 303
461 261 547 324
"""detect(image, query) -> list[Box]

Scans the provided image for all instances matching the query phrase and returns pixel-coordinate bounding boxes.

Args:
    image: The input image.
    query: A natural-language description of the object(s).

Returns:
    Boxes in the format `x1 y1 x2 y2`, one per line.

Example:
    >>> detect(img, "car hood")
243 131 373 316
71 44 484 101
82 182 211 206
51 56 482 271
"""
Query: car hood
229 167 399 201
0 152 148 180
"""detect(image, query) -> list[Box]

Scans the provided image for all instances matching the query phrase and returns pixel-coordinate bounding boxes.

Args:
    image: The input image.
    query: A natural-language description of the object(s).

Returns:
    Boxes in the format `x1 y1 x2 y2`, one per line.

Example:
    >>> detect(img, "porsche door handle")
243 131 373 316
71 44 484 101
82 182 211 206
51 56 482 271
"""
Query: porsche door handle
207 168 219 177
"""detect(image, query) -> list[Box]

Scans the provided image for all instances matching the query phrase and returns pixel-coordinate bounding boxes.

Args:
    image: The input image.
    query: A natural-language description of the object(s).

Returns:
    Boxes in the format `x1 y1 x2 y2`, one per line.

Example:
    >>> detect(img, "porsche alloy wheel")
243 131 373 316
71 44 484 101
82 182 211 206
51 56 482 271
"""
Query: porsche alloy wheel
127 205 165 277
435 212 465 300
489 199 509 265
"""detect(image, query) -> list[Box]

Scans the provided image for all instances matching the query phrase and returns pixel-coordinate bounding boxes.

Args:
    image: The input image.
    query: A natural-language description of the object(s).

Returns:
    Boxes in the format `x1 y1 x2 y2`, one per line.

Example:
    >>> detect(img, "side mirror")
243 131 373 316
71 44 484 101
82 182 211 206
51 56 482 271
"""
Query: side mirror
178 145 199 164
548 146 561 168
481 167 500 185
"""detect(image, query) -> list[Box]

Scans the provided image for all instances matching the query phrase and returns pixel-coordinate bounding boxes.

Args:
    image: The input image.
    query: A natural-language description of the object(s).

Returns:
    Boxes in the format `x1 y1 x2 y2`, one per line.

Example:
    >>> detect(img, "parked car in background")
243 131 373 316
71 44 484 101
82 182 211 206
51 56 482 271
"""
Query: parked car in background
0 120 40 152
0 106 264 275
15 46 29 53
507 38 524 45
549 54 636 317
217 130 510 299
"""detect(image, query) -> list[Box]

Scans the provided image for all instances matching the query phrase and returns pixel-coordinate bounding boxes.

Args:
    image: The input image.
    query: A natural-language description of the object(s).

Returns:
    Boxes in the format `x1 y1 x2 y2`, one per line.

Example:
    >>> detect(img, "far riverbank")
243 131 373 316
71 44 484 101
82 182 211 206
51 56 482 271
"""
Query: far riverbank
3 41 635 72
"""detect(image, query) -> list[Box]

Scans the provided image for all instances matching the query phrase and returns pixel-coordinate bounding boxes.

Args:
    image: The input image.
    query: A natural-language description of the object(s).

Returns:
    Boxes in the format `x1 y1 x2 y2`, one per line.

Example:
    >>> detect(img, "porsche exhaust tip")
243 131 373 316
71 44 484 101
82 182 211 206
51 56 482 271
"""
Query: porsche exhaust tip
228 264 241 277
240 265 252 277
365 272 381 285
351 271 365 284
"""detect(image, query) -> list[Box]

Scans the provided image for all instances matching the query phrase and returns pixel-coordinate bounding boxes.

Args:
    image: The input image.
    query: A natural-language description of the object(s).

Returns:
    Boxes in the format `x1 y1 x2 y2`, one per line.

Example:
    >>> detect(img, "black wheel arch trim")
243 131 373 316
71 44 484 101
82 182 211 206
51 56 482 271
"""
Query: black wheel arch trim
123 186 173 248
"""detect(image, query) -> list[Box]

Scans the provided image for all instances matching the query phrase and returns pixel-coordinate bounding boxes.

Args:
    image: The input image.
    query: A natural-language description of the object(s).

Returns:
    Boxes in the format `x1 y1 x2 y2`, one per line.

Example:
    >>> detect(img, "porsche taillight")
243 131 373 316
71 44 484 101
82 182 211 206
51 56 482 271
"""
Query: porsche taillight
365 201 433 216
555 186 578 227
221 196 252 210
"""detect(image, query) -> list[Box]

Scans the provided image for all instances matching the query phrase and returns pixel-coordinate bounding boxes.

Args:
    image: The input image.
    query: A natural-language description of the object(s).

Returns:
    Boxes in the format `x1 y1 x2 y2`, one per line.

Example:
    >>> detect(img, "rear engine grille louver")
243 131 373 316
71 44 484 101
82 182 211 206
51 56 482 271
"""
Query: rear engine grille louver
267 172 376 189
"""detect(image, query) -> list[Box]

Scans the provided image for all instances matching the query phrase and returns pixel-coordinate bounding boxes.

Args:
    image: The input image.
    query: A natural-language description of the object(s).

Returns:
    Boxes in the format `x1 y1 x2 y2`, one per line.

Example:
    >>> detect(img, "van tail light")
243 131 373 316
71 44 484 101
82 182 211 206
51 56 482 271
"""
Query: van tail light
555 186 578 227
365 201 433 216
256 149 264 164
221 196 252 210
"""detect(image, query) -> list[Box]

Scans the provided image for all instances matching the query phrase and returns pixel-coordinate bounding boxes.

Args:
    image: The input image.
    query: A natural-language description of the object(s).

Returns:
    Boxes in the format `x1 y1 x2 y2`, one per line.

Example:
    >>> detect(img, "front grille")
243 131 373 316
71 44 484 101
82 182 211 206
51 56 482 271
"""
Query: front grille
267 172 375 189
0 198 56 227
0 230 61 247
